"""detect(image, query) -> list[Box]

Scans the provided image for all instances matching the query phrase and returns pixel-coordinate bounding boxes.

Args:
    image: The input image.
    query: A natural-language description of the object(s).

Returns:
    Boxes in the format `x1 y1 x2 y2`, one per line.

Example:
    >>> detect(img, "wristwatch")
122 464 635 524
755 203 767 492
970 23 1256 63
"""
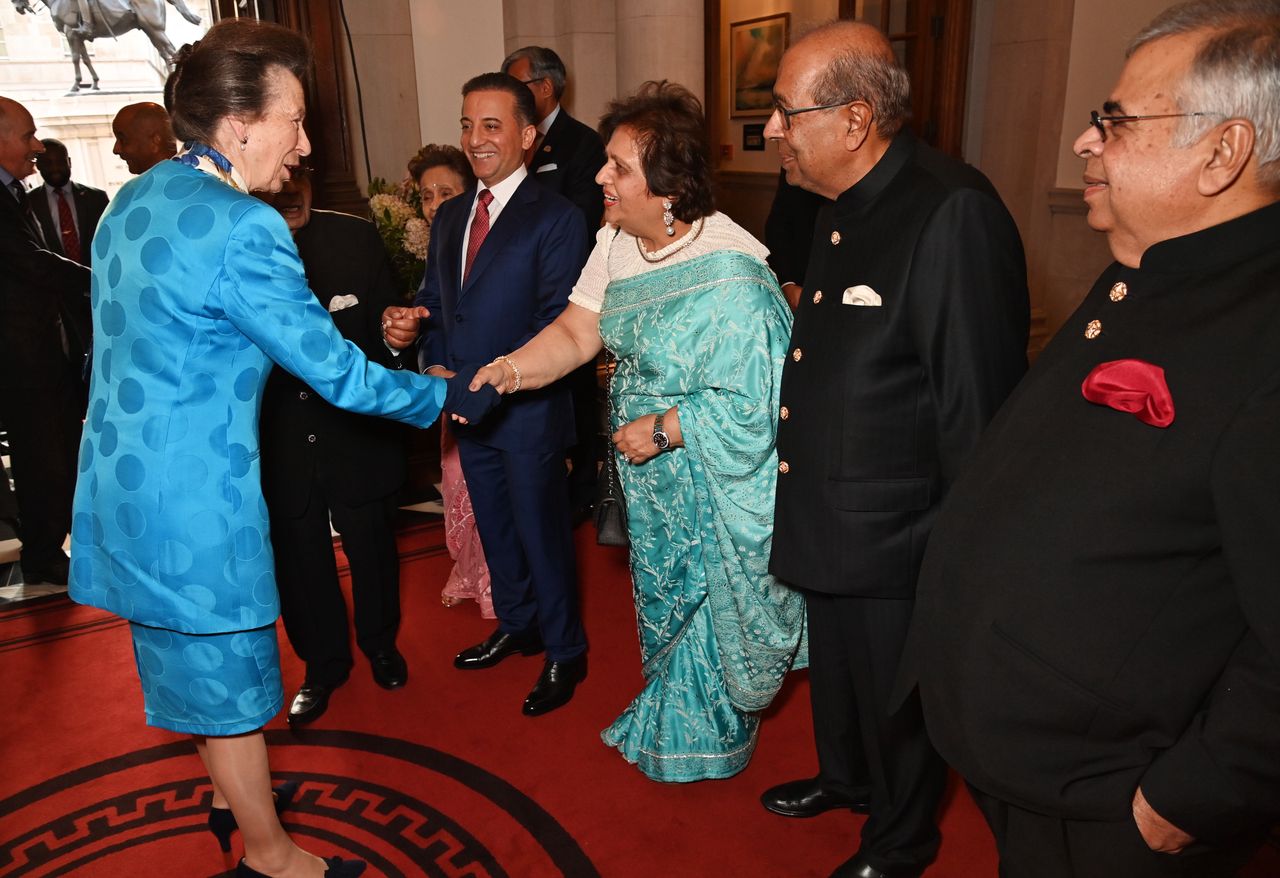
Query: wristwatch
652 411 671 451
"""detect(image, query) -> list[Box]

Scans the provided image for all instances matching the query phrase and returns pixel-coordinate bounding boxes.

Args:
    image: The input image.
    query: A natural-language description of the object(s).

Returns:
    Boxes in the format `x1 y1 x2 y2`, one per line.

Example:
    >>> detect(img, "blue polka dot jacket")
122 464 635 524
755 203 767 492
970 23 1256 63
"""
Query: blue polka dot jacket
69 160 446 634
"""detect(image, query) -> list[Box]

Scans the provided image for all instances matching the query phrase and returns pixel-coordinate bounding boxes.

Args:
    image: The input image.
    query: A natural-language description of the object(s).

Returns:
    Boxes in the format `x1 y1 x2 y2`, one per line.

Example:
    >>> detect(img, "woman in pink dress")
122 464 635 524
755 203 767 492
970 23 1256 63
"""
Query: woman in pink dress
407 145 493 617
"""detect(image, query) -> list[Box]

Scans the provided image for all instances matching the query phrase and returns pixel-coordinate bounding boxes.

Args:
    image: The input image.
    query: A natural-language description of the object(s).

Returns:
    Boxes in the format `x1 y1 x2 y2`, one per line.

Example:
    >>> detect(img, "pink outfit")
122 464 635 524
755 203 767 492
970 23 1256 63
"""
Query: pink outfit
439 423 494 618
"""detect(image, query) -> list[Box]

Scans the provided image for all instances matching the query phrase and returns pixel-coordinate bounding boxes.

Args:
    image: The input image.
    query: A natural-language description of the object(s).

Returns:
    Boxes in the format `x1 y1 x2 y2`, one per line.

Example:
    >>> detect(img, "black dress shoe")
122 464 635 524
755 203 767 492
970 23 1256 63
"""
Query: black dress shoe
370 648 408 689
761 776 871 817
829 853 924 878
287 682 340 726
522 655 587 716
454 627 544 670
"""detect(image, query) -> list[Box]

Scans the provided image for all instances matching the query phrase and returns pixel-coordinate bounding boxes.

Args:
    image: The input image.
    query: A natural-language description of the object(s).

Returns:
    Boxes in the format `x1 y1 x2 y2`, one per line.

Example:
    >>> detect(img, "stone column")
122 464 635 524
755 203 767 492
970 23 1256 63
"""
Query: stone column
615 0 704 102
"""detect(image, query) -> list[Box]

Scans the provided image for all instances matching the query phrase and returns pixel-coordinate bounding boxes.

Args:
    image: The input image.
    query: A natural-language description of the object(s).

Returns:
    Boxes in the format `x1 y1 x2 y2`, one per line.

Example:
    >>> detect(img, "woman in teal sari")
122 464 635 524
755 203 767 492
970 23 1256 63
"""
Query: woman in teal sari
471 81 805 782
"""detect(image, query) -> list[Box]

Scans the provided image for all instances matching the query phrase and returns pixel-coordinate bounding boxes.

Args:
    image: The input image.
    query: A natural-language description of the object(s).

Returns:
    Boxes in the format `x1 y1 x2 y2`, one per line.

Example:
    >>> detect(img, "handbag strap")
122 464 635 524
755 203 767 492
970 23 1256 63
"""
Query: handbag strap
602 348 619 482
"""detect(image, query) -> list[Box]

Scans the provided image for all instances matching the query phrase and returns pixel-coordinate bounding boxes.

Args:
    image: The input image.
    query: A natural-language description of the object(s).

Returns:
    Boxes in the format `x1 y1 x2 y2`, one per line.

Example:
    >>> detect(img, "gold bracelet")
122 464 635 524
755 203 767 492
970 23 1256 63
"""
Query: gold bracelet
491 355 522 393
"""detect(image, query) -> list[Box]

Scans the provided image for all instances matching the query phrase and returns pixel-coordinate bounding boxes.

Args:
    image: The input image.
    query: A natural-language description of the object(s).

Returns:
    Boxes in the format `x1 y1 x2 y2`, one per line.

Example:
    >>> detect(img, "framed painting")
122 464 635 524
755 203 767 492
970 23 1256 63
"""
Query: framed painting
729 13 790 117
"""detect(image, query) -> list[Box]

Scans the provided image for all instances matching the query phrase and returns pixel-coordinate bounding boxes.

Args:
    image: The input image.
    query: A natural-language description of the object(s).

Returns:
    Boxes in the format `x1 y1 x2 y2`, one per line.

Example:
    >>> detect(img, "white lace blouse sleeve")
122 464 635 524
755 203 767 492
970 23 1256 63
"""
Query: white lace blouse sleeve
568 224 617 313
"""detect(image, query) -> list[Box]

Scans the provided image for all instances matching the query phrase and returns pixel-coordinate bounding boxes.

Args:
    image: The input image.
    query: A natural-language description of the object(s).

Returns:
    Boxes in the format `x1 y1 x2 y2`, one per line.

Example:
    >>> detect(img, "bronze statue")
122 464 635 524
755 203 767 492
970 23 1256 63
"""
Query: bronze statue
12 0 202 93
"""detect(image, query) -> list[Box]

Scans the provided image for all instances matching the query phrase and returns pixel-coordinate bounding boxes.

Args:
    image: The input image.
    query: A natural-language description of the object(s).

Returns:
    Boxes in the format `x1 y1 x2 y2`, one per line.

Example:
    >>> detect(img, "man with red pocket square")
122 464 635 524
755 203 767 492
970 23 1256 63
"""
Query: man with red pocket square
898 2 1280 876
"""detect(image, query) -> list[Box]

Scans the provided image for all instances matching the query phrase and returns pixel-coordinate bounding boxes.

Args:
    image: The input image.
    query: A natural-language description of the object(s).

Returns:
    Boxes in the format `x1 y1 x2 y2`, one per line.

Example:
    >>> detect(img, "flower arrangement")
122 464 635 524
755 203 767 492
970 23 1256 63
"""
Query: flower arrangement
367 176 429 302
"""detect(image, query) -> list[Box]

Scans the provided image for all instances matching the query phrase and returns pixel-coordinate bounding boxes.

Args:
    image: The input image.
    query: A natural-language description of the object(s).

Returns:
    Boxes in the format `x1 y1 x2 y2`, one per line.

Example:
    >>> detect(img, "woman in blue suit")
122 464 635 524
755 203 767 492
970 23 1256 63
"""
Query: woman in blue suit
67 20 494 878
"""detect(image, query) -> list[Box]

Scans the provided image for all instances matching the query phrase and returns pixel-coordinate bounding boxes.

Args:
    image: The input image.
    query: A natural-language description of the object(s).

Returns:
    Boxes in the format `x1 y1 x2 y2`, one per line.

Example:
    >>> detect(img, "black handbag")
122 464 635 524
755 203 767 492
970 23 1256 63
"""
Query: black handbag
594 351 629 547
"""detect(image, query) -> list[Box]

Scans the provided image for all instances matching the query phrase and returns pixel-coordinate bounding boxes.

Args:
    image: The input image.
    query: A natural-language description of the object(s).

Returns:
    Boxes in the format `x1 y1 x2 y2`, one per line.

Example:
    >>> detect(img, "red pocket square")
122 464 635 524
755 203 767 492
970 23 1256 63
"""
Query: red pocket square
1081 359 1175 428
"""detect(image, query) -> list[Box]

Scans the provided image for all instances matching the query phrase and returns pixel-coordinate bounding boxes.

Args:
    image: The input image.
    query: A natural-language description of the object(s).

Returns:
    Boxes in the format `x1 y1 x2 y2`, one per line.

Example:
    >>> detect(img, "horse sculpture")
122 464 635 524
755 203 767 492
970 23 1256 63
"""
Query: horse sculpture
12 0 202 93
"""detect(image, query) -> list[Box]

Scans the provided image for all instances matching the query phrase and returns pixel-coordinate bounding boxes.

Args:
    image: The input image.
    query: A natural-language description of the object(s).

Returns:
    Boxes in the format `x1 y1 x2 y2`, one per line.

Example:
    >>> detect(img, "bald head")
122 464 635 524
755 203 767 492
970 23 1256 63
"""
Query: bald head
112 102 176 175
764 22 912 199
789 21 909 138
0 96 45 180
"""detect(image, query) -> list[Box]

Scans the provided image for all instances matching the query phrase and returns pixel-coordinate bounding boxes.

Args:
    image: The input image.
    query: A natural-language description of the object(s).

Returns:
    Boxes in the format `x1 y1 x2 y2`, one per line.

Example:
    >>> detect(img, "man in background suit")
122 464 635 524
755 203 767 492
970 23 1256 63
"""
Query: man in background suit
384 73 588 717
759 23 1029 878
31 138 107 268
111 102 176 175
0 98 90 586
502 45 606 524
32 138 103 394
903 3 1280 875
257 166 412 727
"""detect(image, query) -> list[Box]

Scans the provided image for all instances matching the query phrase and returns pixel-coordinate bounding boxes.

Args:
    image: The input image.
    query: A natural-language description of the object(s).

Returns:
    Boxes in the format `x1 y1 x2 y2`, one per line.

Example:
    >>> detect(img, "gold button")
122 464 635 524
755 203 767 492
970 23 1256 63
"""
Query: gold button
1084 319 1102 339
830 231 841 245
780 406 789 420
792 348 803 362
812 290 823 304
1109 281 1128 302
778 461 790 474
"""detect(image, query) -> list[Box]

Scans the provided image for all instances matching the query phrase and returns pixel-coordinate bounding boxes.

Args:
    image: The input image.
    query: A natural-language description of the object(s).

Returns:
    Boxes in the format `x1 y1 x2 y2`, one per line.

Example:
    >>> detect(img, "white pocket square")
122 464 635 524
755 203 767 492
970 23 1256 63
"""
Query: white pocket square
535 163 558 173
328 294 359 312
842 285 882 307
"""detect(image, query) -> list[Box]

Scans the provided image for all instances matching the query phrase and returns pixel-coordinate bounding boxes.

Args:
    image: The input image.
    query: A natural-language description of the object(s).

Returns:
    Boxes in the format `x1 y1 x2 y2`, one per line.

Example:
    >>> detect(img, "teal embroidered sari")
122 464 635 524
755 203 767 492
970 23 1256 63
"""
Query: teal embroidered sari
598 250 807 782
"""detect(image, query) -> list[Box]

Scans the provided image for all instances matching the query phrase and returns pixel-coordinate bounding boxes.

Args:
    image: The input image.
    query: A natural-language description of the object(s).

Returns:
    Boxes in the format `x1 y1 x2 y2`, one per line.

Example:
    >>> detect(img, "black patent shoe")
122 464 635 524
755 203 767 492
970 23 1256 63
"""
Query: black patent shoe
237 856 366 877
370 648 408 689
522 654 587 716
829 852 924 878
207 780 300 851
287 682 340 726
454 627 544 670
761 776 871 817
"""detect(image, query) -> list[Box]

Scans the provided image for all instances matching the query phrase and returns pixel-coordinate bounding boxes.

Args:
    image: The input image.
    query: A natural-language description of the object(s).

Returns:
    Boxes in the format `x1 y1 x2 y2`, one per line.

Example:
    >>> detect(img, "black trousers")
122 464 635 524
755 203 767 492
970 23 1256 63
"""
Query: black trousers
969 785 1265 878
805 591 946 873
0 367 82 570
270 480 401 687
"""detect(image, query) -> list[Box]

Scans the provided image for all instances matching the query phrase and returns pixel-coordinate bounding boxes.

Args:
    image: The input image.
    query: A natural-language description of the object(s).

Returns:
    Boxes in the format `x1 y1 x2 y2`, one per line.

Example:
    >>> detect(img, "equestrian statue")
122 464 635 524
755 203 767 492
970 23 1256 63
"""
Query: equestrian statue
11 0 202 93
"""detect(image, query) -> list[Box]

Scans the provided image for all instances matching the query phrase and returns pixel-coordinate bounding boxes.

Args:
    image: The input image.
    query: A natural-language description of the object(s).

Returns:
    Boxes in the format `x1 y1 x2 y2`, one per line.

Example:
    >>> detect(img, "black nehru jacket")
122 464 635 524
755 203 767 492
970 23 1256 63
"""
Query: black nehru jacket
769 130 1030 598
903 199 1280 844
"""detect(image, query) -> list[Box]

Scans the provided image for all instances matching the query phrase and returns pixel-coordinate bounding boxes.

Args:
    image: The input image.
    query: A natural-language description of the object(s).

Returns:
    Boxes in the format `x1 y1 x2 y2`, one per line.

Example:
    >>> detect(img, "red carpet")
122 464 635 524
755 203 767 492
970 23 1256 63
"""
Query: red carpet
2 520 1276 877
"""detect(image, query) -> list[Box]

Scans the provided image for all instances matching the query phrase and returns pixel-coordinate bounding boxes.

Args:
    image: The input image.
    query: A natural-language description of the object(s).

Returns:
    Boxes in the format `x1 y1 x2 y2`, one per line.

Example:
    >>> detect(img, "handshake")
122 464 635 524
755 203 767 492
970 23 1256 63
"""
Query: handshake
442 365 503 424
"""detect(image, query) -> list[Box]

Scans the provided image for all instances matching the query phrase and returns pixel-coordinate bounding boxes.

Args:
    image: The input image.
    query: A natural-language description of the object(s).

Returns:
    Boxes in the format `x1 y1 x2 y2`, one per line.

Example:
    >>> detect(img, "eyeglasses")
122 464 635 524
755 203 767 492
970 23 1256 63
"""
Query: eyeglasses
517 76 546 86
771 100 849 131
287 164 313 181
1088 109 1221 142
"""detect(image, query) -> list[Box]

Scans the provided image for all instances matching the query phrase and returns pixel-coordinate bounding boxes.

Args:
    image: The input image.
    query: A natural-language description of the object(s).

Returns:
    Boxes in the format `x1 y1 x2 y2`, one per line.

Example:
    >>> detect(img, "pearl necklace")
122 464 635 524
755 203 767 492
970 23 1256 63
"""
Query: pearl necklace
636 217 706 263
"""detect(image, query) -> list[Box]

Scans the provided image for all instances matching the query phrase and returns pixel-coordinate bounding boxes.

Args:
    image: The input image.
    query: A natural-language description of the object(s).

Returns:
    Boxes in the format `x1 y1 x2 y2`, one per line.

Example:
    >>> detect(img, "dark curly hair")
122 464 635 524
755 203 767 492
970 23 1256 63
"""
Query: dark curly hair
407 143 475 189
598 80 714 223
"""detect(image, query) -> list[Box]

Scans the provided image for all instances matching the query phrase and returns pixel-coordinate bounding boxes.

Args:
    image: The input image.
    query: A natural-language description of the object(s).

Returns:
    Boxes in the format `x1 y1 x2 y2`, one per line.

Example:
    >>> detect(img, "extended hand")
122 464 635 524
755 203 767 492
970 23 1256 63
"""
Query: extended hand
470 362 514 394
443 365 502 425
382 305 429 350
1132 786 1194 853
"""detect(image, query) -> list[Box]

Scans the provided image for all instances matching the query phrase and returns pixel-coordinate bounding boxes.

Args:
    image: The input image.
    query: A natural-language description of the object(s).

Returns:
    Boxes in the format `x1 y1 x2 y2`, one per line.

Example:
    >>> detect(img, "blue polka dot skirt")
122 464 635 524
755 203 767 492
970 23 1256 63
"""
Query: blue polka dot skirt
129 621 284 735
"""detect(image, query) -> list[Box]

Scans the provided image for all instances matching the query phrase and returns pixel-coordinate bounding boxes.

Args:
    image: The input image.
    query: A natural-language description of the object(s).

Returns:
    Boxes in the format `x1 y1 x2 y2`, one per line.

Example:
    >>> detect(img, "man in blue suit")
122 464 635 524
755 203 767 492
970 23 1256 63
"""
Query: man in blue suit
385 72 588 716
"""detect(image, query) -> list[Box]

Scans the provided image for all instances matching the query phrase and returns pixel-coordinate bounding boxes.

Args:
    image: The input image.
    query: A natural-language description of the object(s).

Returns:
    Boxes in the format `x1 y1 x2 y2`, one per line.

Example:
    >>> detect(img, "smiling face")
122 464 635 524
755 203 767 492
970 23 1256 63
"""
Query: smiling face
460 88 534 189
0 100 44 180
263 169 313 232
596 125 663 238
240 66 311 193
418 164 466 226
1072 32 1213 266
763 39 853 199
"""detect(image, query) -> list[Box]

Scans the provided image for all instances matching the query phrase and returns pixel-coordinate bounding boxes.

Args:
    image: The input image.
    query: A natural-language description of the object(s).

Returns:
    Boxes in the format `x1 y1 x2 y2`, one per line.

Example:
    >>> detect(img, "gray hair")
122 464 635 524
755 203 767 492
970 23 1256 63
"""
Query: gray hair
802 22 911 138
500 45 567 101
1129 0 1280 187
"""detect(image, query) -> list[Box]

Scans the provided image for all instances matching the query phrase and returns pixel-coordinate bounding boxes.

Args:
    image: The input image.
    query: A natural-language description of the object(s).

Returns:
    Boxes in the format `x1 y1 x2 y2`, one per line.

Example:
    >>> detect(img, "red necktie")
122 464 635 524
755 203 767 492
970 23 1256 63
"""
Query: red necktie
464 189 494 282
55 189 82 264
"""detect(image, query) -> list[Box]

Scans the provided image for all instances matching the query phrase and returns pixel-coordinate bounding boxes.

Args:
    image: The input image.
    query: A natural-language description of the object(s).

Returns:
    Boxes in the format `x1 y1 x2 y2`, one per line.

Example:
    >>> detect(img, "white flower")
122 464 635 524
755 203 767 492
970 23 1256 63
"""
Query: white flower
369 193 416 227
404 217 430 260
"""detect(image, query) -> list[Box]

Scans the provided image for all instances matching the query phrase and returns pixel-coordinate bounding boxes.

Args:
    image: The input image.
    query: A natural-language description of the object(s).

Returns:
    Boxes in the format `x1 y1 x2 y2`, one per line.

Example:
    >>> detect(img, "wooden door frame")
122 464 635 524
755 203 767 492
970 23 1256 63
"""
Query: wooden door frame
213 0 365 214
